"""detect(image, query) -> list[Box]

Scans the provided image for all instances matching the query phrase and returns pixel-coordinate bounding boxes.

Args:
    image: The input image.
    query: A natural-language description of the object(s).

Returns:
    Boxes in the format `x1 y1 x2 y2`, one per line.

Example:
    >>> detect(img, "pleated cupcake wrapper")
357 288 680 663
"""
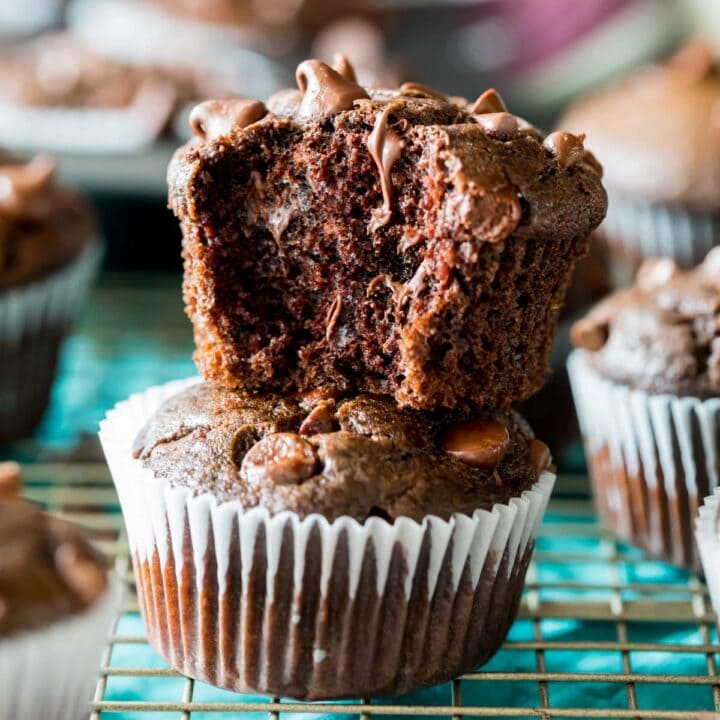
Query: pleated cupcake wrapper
568 350 720 569
599 194 720 285
695 490 720 625
0 241 101 443
0 576 121 720
99 378 555 700
0 84 175 154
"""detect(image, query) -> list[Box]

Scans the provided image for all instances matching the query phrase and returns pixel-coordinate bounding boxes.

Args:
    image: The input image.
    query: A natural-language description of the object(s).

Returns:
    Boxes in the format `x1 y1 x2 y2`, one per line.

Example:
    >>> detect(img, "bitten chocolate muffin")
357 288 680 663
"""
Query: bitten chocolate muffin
133 382 547 519
568 249 720 568
169 57 607 411
0 463 119 720
102 377 555 700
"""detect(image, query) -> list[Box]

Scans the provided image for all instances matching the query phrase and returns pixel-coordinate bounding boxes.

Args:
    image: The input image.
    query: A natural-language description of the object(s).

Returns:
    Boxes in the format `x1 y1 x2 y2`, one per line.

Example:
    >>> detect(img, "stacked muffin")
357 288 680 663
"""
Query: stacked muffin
101 57 606 699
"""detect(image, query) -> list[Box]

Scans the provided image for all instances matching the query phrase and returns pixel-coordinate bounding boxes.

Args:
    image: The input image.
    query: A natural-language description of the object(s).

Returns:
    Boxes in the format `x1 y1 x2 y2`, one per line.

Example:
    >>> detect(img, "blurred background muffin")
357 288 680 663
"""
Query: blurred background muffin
0 150 98 445
561 38 720 287
568 250 720 569
0 461 120 720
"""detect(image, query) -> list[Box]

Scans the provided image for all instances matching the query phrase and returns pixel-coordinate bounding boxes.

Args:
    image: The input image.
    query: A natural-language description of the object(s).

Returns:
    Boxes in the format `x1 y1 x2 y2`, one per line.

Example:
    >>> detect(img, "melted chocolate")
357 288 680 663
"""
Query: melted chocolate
367 106 404 232
189 98 268 141
441 419 510 471
332 53 358 83
399 82 446 101
473 112 519 140
543 131 586 169
469 88 506 114
295 59 369 120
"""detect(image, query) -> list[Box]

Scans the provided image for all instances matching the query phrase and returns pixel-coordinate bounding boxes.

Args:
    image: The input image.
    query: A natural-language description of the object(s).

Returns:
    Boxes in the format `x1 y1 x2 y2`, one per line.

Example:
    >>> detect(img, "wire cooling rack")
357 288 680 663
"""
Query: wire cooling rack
22 464 720 720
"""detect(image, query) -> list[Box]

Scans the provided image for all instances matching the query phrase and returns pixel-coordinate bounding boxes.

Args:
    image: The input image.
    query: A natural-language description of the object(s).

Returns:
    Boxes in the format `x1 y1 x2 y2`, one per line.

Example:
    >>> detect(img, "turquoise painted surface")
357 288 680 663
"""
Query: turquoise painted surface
11 274 720 717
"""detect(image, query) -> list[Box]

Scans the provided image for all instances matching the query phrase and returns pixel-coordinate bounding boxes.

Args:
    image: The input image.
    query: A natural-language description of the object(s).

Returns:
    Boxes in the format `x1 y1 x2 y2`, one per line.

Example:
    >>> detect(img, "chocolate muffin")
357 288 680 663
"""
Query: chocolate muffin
169 57 607 412
568 249 720 568
0 151 99 444
561 39 720 285
0 463 119 720
101 378 555 700
0 32 182 153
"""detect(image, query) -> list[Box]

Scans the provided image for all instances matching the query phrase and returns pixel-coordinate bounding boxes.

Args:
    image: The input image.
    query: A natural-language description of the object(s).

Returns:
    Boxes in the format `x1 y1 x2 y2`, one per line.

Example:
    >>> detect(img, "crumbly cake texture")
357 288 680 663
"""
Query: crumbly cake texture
133 382 550 521
0 482 108 637
0 151 93 290
169 58 607 411
572 249 720 397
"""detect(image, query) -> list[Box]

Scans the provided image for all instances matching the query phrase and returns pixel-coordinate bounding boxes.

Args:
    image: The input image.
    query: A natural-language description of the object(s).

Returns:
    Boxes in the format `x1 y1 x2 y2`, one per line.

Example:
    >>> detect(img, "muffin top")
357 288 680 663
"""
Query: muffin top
0 151 93 290
0 462 109 637
571 249 720 397
172 57 606 250
561 39 720 210
133 383 551 522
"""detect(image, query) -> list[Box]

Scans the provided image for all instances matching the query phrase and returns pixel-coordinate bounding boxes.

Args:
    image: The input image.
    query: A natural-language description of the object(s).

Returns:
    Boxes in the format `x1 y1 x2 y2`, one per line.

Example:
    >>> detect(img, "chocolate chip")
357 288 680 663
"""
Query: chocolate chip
242 433 319 485
54 542 107 606
570 316 608 351
441 419 510 470
189 98 268 140
473 112 519 140
295 59 369 120
0 461 21 500
529 439 551 478
332 53 358 83
399 82 446 101
543 131 585 169
468 88 506 114
299 402 339 436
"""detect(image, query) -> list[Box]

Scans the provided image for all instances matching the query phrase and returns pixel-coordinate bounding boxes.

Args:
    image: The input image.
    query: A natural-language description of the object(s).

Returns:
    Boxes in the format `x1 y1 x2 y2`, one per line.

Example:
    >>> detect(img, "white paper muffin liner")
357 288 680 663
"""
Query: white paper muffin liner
99 378 555 700
0 240 101 443
0 576 121 720
696 489 720 623
599 193 720 286
568 350 720 569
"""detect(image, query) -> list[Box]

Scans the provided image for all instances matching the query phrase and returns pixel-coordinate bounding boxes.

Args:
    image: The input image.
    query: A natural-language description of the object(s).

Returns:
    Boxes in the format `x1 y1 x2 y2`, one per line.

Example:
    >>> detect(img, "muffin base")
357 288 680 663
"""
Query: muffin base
0 240 100 444
568 350 720 570
100 377 555 700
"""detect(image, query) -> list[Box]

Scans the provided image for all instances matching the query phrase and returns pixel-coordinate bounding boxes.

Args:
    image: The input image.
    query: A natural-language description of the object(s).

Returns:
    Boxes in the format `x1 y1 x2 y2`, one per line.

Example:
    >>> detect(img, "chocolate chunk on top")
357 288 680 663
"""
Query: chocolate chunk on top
134 383 545 522
170 57 606 411
572 248 720 396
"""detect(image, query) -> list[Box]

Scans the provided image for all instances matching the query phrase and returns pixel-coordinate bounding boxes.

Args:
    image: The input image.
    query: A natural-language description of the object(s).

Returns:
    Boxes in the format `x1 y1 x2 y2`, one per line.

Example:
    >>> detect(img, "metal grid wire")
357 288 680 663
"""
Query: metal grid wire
22 464 720 719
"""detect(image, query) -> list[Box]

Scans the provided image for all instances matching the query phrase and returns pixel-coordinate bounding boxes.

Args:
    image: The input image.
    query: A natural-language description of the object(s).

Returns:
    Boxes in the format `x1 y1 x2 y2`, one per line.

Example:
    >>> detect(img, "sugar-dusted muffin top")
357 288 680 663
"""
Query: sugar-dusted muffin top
133 383 551 521
561 39 720 209
0 463 108 637
169 56 607 411
572 248 720 397
0 151 94 290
